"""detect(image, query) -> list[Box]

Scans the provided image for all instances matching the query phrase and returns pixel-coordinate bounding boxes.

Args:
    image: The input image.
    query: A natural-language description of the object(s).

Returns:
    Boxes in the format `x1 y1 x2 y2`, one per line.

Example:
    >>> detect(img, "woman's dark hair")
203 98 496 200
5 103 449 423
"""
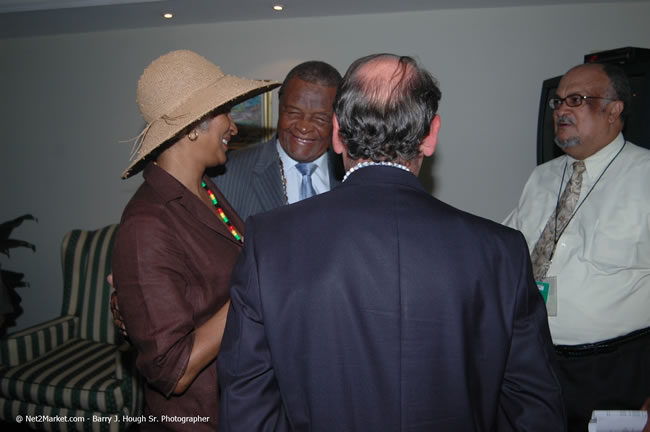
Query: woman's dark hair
149 105 232 161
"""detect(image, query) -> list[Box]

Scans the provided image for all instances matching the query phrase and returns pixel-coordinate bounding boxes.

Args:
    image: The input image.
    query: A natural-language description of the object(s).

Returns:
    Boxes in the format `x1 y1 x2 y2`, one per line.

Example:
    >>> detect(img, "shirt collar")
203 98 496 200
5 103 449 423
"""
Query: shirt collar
276 137 329 174
143 163 184 202
566 133 625 180
143 162 213 206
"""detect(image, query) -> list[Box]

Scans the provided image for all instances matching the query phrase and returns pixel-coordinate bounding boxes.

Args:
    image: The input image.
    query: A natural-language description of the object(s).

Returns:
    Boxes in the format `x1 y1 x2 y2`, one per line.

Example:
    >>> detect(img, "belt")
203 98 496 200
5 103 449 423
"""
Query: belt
554 326 650 357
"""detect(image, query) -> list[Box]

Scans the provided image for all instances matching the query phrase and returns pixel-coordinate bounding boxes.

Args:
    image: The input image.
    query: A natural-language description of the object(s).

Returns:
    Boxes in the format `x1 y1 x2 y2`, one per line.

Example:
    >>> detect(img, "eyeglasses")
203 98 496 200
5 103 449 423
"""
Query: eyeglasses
549 94 617 110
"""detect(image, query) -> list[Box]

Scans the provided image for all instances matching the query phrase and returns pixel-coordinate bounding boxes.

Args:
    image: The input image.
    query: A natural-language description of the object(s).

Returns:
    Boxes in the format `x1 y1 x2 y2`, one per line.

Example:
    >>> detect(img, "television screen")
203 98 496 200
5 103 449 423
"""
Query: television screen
536 61 650 165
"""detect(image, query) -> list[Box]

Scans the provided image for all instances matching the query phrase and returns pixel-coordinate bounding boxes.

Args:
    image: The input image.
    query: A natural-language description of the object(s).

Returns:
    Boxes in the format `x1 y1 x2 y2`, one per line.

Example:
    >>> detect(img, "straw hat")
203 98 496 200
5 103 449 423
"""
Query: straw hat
122 50 280 179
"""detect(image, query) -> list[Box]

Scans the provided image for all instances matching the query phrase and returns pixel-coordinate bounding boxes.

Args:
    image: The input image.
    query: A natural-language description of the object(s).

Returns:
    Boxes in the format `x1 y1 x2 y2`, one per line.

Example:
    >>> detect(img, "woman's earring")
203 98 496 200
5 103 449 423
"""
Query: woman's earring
188 129 199 141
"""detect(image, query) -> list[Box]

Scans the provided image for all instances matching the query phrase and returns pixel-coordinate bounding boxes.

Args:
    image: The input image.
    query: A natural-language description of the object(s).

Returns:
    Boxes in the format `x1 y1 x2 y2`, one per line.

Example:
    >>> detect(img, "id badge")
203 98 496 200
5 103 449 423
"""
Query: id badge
536 276 557 316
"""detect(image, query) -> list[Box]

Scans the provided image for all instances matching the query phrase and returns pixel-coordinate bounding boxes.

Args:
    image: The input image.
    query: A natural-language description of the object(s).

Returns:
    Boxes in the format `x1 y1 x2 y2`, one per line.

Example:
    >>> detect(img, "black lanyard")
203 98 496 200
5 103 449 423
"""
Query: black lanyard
550 141 627 259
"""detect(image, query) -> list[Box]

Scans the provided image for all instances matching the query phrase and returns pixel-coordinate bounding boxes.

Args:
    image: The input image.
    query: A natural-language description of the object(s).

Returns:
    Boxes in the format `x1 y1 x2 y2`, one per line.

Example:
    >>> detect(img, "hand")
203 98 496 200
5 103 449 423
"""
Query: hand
108 274 128 339
642 397 650 432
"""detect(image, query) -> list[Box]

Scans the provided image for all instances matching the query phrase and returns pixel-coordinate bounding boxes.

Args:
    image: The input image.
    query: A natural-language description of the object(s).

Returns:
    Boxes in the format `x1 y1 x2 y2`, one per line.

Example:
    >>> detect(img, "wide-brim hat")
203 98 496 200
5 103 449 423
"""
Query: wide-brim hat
122 50 280 179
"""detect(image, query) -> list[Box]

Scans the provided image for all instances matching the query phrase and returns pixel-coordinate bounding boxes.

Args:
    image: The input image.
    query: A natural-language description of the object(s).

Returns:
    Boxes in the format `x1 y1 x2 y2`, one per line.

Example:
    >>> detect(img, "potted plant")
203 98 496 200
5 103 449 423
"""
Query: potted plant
0 214 37 336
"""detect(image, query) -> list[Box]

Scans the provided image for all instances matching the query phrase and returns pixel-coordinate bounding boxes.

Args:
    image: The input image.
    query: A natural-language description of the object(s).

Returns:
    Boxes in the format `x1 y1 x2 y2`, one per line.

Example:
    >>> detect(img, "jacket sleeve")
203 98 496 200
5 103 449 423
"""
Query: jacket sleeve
218 217 289 432
112 210 194 397
497 232 567 431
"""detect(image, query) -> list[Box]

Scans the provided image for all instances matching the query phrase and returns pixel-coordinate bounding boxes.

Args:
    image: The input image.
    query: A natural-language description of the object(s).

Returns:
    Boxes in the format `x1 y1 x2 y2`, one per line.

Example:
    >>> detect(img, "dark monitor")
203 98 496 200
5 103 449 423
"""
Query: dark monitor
536 61 650 165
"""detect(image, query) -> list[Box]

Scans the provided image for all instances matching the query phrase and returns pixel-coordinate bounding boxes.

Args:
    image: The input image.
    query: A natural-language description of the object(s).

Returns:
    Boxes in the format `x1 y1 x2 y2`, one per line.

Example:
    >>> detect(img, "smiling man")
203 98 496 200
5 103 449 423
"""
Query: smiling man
504 62 650 431
211 61 343 220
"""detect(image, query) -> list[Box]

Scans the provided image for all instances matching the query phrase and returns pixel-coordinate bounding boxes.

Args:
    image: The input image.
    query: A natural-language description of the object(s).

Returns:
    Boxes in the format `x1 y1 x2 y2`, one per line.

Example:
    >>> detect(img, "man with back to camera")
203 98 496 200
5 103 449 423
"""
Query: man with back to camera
504 62 650 431
211 60 344 220
217 53 566 432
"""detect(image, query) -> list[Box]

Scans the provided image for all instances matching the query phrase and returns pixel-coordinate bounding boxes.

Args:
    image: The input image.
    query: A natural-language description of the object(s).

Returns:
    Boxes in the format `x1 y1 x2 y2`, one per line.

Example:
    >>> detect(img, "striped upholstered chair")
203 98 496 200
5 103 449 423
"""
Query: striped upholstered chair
0 224 143 431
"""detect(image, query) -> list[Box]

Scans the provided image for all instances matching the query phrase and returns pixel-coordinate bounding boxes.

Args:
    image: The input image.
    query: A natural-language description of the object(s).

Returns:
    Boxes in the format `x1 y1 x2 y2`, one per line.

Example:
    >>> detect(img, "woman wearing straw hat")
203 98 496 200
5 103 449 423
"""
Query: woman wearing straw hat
112 50 279 430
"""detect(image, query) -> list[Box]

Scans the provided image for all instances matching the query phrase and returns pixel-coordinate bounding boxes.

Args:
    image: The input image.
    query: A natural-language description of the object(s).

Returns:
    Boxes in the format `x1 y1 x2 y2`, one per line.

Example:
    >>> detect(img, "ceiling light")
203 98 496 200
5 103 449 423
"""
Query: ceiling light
272 5 284 11
162 12 173 19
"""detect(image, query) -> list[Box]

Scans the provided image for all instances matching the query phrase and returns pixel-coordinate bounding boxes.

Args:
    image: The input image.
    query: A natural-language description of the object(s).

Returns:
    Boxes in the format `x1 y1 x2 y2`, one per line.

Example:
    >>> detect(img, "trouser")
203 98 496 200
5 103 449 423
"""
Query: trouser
554 326 650 432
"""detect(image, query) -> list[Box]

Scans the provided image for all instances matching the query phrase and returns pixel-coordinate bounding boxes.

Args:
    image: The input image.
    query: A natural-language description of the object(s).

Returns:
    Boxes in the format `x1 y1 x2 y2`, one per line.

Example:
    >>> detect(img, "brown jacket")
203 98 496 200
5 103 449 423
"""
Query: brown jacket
113 163 244 431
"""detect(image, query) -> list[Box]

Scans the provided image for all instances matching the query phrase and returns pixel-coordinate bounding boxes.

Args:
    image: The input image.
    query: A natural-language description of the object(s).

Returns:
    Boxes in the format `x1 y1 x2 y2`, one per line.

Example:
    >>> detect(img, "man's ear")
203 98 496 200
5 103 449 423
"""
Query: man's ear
420 115 441 157
332 114 346 155
607 100 624 124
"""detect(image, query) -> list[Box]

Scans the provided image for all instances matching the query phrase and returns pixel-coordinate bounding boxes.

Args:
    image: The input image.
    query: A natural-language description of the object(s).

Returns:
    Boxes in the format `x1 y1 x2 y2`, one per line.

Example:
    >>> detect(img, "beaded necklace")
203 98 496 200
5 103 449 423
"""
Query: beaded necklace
342 161 411 182
202 181 244 244
151 162 243 243
276 150 289 203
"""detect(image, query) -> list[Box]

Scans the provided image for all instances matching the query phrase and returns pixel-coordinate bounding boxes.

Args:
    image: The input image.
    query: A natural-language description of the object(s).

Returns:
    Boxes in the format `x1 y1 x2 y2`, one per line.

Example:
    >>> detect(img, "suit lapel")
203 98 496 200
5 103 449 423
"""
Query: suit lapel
244 140 344 213
250 140 287 212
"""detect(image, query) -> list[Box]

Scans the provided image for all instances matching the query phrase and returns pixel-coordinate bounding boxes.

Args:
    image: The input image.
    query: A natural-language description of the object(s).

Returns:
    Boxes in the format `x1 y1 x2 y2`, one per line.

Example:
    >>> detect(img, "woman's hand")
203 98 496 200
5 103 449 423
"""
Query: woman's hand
107 274 128 338
642 397 650 432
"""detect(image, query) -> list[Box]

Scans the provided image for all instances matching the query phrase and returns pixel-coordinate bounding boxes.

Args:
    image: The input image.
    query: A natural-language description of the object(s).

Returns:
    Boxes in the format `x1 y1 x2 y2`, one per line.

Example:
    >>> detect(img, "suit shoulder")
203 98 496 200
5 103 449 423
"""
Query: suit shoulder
459 204 521 236
212 140 275 182
119 184 173 229
228 140 274 163
431 197 526 245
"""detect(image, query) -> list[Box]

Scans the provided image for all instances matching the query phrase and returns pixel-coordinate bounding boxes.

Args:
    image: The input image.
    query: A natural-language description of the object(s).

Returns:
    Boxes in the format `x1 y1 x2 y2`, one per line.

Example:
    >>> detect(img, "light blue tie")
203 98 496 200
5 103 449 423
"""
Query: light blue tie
296 162 317 200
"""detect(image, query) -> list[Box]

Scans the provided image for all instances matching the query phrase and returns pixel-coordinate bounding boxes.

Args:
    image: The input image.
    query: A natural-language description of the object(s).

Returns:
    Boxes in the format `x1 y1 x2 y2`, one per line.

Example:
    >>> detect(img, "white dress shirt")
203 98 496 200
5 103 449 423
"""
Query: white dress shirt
276 139 331 204
504 133 650 344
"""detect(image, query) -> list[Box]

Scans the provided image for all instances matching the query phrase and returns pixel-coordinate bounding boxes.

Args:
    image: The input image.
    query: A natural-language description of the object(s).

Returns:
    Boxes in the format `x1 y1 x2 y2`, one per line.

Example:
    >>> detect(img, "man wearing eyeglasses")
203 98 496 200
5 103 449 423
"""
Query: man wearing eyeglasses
504 63 650 431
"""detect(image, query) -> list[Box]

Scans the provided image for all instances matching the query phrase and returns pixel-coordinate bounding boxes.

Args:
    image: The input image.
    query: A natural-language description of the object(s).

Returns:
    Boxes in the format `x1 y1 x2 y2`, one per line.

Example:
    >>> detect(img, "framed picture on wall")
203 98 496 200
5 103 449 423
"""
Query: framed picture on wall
229 91 274 150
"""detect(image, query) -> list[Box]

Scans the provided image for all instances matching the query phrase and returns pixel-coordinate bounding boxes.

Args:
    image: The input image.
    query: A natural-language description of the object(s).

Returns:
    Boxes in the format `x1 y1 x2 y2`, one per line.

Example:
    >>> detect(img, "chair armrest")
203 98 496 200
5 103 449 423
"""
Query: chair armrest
115 342 137 380
0 315 78 367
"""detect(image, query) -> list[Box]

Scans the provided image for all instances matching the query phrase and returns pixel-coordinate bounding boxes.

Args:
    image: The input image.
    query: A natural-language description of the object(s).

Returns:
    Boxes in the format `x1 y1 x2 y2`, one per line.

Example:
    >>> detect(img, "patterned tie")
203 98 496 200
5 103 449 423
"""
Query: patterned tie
296 162 317 200
530 161 586 280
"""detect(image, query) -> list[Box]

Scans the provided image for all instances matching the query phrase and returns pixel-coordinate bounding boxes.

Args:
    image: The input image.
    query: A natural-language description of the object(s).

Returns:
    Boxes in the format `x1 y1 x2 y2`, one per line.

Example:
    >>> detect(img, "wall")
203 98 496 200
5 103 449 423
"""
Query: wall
1 1 649 331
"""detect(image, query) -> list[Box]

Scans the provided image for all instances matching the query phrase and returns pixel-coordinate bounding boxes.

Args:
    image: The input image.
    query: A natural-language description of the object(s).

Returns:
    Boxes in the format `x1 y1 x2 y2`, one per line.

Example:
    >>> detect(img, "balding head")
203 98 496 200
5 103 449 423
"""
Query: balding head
351 55 418 108
333 54 441 166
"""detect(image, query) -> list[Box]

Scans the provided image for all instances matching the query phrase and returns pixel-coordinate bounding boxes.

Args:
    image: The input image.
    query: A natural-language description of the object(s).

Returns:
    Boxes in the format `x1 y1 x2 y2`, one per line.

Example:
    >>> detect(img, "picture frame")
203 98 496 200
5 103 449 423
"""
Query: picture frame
229 91 274 150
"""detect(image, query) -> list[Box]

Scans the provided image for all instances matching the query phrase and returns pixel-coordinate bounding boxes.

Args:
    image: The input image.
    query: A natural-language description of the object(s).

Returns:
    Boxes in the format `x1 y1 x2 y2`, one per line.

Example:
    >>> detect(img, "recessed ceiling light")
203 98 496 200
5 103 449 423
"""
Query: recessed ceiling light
272 5 284 11
162 12 173 19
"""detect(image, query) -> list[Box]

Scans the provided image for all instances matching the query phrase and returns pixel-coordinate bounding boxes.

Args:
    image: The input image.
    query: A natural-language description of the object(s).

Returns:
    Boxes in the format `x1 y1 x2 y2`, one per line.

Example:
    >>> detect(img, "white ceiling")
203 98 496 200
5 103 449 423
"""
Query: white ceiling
0 0 637 38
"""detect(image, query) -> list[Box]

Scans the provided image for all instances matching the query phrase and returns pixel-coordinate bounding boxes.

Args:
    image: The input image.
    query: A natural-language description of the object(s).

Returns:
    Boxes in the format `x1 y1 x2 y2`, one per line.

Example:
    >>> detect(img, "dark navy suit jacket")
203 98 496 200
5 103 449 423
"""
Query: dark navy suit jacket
211 138 343 221
217 166 566 431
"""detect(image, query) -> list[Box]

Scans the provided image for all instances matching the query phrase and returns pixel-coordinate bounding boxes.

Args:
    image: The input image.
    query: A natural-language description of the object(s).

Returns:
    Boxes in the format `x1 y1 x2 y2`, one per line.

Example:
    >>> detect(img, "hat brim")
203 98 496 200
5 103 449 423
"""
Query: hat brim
122 75 280 179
